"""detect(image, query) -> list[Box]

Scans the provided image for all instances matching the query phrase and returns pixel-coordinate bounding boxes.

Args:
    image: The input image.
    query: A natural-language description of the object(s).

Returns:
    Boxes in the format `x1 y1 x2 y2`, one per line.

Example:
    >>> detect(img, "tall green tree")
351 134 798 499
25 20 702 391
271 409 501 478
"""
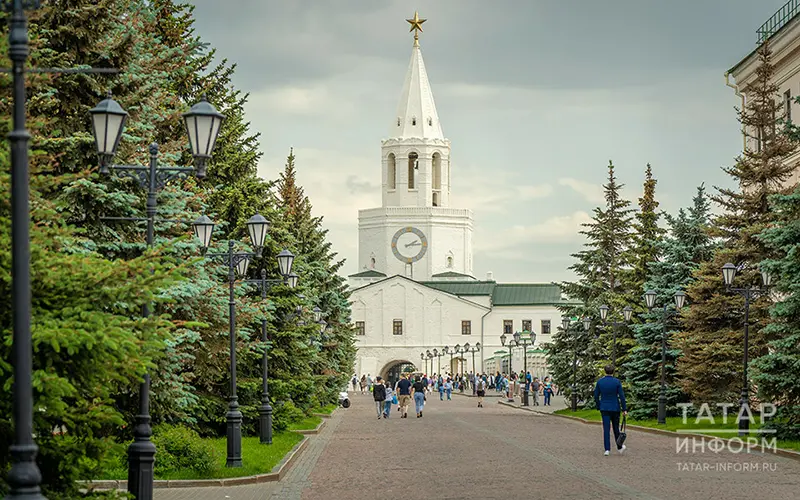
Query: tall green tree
625 186 714 418
554 161 635 403
753 186 800 439
675 42 798 403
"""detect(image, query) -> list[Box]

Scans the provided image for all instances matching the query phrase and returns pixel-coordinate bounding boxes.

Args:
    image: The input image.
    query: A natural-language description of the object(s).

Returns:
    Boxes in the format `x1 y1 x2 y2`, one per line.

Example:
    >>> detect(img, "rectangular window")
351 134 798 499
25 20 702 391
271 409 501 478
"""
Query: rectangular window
393 319 403 336
541 319 551 334
786 89 793 122
461 320 472 335
522 319 532 332
355 321 365 336
503 320 513 334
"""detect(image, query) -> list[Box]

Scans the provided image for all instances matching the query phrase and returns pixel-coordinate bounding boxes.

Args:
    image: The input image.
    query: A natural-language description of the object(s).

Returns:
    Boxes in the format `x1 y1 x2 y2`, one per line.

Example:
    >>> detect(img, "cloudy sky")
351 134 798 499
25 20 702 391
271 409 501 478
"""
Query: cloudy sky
188 0 786 283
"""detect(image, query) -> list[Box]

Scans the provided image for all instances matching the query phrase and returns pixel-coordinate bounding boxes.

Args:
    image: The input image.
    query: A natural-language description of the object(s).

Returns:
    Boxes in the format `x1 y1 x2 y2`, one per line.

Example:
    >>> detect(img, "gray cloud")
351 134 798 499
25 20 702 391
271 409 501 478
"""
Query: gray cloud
190 0 788 282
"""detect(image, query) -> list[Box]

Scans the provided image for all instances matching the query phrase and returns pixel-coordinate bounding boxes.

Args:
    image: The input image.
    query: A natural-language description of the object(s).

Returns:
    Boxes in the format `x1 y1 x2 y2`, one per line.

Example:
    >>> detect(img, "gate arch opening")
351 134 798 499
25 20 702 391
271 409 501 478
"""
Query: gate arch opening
380 360 417 387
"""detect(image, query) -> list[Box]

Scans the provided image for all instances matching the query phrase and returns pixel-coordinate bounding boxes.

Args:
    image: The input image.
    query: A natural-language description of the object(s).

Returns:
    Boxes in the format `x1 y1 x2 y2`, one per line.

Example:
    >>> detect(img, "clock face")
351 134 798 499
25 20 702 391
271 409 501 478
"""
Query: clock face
391 227 428 263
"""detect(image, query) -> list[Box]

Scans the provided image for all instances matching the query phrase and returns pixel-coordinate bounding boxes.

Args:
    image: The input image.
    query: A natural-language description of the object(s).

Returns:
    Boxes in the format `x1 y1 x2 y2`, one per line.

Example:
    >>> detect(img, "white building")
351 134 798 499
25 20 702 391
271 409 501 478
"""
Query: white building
348 14 570 382
726 0 800 185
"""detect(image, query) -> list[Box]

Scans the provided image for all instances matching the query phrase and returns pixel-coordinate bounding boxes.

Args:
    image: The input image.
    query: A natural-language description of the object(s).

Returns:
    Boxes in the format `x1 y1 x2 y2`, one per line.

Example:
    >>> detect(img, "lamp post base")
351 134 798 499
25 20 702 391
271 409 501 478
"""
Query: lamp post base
226 407 243 467
259 403 273 445
522 389 529 406
127 439 156 500
571 392 578 412
657 394 666 425
738 398 750 437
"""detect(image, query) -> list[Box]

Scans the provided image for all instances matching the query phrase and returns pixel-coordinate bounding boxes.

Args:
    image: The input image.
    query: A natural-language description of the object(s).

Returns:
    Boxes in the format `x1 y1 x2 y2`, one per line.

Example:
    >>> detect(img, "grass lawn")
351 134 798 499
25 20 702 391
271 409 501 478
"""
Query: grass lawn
101 432 304 480
287 415 323 431
554 408 800 452
312 403 338 415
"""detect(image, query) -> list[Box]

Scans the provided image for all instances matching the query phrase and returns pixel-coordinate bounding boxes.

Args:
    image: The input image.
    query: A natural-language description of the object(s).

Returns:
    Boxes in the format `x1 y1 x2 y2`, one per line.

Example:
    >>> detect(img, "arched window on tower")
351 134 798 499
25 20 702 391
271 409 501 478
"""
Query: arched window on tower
411 116 417 126
387 153 396 190
408 152 418 190
447 256 453 268
370 257 376 269
428 117 433 126
432 153 442 206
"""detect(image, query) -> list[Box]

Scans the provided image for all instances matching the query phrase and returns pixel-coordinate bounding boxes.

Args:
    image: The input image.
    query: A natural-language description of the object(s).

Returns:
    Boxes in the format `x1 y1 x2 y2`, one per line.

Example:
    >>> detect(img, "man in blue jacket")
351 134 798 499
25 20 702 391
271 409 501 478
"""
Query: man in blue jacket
593 365 627 456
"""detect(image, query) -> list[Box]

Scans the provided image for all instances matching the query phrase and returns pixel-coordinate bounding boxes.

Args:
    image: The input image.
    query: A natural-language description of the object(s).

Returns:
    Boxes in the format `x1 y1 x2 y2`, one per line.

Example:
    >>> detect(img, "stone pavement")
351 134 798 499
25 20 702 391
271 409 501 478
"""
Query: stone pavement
155 390 800 500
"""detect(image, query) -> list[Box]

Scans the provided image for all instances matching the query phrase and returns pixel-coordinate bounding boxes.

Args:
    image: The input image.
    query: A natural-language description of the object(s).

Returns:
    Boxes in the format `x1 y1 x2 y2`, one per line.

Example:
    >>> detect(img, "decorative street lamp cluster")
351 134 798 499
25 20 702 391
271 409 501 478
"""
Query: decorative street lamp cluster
598 304 633 369
721 262 772 435
89 89 224 498
644 289 687 424
421 343 481 377
500 331 536 405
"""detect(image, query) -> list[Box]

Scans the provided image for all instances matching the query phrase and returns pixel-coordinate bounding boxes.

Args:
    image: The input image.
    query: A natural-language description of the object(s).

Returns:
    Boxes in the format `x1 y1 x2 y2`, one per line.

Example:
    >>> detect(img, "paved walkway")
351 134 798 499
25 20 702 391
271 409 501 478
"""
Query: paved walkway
155 391 800 500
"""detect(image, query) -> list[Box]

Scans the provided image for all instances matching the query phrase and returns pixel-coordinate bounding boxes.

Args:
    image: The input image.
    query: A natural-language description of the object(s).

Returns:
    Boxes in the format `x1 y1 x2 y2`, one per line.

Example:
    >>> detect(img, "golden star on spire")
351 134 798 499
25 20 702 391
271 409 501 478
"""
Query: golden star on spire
406 11 426 46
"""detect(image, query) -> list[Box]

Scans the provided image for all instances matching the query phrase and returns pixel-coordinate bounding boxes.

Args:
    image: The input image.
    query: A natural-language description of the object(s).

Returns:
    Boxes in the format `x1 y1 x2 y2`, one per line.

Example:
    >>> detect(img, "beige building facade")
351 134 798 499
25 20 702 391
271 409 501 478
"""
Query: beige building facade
726 0 800 185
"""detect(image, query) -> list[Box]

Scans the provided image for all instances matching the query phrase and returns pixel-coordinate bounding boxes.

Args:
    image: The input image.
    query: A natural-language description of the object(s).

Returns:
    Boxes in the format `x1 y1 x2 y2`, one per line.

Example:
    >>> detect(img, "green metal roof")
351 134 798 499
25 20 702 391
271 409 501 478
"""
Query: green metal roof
421 281 564 305
491 284 562 306
421 280 497 296
430 271 475 278
349 269 387 278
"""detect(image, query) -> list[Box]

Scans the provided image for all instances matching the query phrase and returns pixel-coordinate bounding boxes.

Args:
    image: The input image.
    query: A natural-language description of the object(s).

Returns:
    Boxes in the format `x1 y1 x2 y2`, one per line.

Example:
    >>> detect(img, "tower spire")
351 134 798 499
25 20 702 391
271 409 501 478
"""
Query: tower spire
391 12 443 140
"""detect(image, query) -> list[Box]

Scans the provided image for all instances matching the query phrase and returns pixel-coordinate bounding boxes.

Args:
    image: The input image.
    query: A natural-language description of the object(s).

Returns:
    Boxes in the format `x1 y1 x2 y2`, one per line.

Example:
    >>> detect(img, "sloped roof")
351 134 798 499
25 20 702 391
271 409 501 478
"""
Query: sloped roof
430 271 475 279
348 269 387 278
391 40 444 140
421 280 497 296
492 283 563 306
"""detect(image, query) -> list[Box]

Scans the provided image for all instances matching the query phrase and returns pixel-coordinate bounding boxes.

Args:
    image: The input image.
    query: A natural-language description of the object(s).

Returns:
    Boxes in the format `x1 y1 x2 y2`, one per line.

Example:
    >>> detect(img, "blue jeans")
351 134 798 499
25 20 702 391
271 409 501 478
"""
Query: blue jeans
544 391 551 405
439 388 444 400
384 400 392 417
601 410 622 451
414 392 425 414
446 389 452 400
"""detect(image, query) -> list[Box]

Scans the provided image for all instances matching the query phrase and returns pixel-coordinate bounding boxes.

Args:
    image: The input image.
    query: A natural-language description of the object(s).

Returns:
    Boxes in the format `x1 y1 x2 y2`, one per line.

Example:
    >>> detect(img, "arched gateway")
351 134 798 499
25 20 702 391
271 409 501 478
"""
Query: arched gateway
380 360 417 387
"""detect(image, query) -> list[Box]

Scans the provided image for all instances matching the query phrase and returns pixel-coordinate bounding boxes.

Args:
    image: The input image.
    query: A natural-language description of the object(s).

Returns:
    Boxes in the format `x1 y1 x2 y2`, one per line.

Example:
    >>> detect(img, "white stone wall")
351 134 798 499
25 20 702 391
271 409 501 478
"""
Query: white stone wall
350 277 562 380
357 206 473 281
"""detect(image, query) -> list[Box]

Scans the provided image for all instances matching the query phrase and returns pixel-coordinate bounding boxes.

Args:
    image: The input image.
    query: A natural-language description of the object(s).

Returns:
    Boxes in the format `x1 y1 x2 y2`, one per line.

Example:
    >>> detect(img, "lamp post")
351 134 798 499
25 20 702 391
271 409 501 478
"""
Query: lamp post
433 348 442 375
420 352 427 375
4 1 46 498
513 331 536 406
500 333 517 401
193 214 269 467
721 263 772 435
562 317 575 411
443 345 451 375
468 343 482 375
644 289 686 425
598 304 633 370
244 257 298 445
90 90 223 497
453 344 461 374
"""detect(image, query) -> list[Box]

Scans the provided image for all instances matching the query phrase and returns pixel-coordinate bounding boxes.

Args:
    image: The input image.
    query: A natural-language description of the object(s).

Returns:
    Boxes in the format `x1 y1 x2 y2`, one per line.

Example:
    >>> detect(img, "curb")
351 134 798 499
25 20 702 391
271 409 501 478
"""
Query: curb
294 418 327 435
501 402 800 462
312 408 337 419
84 434 311 490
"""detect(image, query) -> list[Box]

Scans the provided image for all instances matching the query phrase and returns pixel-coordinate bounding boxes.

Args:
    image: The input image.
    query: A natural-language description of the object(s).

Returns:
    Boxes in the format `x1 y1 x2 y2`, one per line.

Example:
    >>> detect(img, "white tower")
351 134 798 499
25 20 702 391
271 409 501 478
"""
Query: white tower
354 13 474 284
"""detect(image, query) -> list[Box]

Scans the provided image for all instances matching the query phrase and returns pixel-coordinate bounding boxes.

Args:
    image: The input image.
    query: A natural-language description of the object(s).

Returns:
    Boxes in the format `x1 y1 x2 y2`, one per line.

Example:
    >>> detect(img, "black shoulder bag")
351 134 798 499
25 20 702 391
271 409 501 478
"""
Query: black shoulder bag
616 415 627 448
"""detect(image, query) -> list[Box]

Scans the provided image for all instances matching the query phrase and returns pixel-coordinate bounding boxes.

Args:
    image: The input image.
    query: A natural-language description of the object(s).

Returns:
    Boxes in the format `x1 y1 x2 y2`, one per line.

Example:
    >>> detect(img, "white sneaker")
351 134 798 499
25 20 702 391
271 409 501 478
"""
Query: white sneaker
618 445 626 454
604 450 610 456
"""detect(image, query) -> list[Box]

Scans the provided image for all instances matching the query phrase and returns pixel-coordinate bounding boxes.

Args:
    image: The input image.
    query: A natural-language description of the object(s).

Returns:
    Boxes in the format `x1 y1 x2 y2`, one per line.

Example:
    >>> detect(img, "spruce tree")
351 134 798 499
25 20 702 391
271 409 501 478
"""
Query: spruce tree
555 161 635 403
752 187 800 439
625 186 714 419
675 42 798 403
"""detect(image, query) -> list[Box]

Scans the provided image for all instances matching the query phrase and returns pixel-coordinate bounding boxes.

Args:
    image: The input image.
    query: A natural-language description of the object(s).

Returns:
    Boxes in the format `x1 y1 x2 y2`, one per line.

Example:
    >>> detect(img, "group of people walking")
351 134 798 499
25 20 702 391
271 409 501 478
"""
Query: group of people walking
354 364 628 457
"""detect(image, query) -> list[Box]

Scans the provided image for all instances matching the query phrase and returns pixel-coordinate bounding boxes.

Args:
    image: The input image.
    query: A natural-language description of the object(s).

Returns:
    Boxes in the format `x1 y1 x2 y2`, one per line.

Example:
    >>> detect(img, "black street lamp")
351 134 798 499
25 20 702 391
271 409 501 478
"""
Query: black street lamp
644 289 686 425
420 352 427 375
500 333 517 401
468 343 482 375
4 1 46 498
443 345 451 374
513 331 536 406
721 262 772 436
433 348 442 375
244 256 298 445
193 214 269 467
90 89 223 497
561 317 576 411
426 350 433 375
598 304 633 370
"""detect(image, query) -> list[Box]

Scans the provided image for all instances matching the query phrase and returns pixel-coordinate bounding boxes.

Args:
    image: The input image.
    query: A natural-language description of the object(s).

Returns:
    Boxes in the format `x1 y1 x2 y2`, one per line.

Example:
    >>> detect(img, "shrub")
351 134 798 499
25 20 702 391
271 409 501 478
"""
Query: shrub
272 400 305 431
152 424 216 475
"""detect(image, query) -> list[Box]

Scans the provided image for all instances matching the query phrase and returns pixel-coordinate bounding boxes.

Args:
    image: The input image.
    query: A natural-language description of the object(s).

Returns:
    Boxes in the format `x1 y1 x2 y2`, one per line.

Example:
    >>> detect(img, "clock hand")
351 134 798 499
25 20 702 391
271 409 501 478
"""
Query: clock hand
405 240 421 248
